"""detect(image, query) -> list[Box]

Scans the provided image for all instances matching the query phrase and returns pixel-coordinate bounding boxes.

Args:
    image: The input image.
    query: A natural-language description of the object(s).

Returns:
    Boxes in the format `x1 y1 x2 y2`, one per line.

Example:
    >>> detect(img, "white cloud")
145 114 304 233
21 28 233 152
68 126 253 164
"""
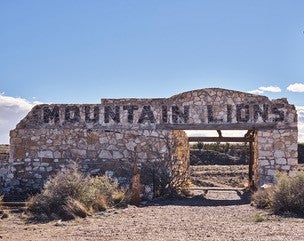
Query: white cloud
296 106 304 143
0 93 41 144
248 85 282 95
258 86 282 92
248 89 264 95
287 83 304 92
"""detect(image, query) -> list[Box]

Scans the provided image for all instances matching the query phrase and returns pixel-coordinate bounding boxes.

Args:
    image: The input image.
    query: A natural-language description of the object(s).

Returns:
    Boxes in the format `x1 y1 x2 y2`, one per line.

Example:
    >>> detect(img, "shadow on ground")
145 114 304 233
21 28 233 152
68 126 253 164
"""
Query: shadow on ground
147 191 252 207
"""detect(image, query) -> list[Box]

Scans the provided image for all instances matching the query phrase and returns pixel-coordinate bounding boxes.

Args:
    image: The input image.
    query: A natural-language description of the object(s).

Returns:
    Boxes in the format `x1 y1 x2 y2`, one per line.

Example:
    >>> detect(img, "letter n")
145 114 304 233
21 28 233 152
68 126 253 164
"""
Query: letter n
253 104 268 122
43 106 60 124
172 106 190 124
104 106 120 123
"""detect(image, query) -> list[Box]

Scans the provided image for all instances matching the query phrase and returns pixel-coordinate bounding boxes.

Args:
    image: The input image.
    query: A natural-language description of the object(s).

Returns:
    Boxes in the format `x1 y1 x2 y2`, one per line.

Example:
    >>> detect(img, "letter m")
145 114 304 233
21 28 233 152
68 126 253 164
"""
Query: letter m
43 106 60 124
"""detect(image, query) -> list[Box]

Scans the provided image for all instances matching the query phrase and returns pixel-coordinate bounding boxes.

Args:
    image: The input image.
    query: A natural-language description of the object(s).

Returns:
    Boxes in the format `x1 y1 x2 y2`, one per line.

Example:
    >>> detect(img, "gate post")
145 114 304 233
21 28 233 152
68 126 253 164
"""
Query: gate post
131 153 141 206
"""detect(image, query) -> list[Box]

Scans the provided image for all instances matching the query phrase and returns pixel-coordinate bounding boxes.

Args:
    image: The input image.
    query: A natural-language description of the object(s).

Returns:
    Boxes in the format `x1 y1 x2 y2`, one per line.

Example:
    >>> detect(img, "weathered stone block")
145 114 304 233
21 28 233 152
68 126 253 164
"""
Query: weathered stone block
71 149 87 158
33 162 40 167
14 147 26 159
259 159 269 166
54 151 61 158
113 151 123 159
258 151 272 157
34 173 42 179
99 150 112 159
280 165 290 171
287 158 298 165
267 169 275 176
38 150 53 158
7 173 14 179
276 158 287 165
274 150 285 158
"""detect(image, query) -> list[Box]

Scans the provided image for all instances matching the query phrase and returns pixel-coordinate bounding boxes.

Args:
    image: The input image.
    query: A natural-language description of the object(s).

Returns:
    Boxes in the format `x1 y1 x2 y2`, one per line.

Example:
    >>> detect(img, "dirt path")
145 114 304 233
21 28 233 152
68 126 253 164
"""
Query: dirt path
1 190 304 241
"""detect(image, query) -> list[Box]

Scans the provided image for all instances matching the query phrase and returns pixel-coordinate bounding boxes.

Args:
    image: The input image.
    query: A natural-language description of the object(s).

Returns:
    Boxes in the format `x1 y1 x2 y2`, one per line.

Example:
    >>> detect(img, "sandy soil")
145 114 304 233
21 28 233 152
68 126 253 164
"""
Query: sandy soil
1 165 304 241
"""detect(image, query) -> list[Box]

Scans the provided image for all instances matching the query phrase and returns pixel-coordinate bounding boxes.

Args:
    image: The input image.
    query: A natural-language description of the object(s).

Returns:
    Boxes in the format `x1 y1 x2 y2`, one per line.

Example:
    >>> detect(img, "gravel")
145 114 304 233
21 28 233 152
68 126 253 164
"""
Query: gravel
1 190 304 241
2 165 304 241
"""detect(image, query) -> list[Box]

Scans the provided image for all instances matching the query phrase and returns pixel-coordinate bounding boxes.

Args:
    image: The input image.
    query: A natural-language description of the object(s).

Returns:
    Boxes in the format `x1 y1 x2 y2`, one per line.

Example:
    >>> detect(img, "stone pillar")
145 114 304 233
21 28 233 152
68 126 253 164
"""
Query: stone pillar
257 128 298 185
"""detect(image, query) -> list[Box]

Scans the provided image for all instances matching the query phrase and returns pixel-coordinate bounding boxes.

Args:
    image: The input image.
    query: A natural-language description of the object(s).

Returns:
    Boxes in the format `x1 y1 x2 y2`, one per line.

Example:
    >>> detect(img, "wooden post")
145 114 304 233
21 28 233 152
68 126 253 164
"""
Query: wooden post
131 155 141 206
248 140 254 189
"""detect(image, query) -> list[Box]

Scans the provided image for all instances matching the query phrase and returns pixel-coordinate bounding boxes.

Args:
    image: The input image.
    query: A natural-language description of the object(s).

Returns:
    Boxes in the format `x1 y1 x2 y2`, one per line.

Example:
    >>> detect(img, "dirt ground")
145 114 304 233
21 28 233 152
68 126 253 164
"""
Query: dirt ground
1 165 304 241
190 165 249 188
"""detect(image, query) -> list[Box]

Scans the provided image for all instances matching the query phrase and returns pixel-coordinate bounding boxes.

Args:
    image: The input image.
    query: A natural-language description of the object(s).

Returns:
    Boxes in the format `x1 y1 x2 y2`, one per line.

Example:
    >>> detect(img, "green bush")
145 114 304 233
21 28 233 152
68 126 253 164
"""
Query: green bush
27 165 127 220
252 172 304 215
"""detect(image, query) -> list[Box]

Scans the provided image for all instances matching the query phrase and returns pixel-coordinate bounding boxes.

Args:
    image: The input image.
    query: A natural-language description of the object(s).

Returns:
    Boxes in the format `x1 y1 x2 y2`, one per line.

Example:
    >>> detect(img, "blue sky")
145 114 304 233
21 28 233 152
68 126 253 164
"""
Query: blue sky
0 1 304 143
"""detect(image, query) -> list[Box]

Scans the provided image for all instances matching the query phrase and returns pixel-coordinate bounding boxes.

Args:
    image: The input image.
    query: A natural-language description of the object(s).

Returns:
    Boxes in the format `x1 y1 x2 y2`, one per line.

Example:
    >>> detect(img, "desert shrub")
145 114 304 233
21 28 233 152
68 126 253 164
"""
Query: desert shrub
252 213 266 222
0 196 10 219
272 172 304 214
63 198 90 219
252 172 304 215
252 187 273 209
27 165 127 220
0 195 3 213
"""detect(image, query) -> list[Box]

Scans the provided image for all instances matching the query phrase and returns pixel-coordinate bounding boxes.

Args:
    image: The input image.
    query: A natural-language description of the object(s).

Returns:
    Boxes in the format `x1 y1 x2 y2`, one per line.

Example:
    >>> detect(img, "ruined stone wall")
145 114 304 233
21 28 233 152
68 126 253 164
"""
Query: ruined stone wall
2 88 298 198
0 145 10 194
6 127 189 199
0 145 9 162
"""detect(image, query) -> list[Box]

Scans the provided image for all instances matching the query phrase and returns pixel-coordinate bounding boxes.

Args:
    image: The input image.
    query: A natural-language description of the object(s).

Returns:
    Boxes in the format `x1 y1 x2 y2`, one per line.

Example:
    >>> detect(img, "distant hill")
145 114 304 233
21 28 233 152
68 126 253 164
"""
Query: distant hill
190 149 246 165
191 143 304 165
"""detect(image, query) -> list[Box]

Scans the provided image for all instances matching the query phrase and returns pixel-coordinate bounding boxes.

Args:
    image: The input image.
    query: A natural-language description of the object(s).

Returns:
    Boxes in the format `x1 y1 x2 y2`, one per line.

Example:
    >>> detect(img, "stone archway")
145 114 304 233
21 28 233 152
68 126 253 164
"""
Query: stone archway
5 88 298 198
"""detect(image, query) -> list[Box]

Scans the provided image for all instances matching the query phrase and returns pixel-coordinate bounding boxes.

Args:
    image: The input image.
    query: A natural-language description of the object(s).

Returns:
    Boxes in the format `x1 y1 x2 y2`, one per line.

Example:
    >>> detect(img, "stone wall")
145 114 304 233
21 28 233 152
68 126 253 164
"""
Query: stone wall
0 145 9 163
1 88 298 198
0 145 10 195
6 127 189 199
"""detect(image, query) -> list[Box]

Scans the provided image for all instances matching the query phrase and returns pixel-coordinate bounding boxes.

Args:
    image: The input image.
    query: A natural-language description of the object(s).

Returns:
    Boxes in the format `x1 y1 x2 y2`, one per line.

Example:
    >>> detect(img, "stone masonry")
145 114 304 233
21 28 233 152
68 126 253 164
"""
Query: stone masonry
0 88 298 199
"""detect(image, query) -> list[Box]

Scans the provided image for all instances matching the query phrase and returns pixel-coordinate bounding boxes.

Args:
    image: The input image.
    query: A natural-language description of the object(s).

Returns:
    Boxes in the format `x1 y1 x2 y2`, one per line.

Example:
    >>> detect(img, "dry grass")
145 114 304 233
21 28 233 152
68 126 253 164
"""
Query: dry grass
252 171 304 215
252 187 273 209
63 198 91 219
251 212 267 222
272 172 304 214
26 165 127 221
0 196 10 219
